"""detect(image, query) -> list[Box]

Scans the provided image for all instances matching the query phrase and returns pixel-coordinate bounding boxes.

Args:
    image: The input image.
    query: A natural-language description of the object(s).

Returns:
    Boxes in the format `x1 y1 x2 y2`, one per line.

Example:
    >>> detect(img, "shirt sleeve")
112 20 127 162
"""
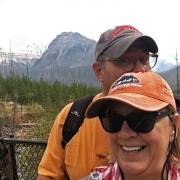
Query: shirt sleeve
38 103 73 179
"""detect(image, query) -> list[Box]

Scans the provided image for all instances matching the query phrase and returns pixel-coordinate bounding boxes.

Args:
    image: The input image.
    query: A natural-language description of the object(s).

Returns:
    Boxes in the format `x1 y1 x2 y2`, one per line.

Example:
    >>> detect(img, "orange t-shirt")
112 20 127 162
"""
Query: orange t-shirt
38 94 110 180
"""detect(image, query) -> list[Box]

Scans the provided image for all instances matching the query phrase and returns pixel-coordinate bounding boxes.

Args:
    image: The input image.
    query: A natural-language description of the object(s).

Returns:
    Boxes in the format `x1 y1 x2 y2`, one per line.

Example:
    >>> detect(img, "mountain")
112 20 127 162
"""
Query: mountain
160 66 180 92
34 32 96 68
154 59 176 73
29 32 98 85
0 32 179 88
0 53 39 77
154 59 180 92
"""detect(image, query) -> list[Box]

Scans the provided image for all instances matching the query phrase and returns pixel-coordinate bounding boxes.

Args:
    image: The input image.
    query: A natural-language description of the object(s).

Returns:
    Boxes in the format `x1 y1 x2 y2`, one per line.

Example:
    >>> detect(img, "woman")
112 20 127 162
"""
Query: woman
84 72 180 180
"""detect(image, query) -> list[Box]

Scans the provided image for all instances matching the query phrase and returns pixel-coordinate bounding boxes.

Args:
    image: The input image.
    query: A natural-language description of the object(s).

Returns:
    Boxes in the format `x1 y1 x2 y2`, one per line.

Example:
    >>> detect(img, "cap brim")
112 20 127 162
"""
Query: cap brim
86 93 168 118
103 35 158 59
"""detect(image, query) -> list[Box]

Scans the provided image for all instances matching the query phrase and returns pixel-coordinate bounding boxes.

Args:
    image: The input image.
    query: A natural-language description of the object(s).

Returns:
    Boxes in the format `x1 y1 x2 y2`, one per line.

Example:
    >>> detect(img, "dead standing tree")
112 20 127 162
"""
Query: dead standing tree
176 49 179 93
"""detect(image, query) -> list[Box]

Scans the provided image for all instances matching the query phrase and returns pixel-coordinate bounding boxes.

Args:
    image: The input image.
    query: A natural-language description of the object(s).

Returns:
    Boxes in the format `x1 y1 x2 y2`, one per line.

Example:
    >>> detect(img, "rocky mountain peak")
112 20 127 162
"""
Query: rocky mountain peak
35 32 96 68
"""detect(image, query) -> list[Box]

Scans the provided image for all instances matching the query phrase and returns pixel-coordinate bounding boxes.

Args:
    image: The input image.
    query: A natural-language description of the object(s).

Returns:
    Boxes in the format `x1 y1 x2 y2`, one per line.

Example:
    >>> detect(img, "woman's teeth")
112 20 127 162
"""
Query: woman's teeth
122 146 144 152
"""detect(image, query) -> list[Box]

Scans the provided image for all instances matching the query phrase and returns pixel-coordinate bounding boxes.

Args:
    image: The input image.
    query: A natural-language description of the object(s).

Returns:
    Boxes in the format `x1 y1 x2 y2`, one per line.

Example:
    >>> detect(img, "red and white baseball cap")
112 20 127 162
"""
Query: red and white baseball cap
95 25 158 60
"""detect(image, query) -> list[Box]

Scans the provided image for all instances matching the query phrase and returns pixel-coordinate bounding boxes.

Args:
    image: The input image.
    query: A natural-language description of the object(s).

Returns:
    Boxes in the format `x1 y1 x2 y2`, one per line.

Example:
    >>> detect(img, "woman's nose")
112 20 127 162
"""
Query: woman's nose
117 121 137 138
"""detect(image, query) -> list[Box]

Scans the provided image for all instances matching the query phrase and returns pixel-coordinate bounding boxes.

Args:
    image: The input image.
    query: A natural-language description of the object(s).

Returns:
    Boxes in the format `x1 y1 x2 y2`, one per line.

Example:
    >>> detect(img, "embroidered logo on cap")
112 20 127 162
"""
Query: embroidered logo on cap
112 74 142 90
111 25 142 38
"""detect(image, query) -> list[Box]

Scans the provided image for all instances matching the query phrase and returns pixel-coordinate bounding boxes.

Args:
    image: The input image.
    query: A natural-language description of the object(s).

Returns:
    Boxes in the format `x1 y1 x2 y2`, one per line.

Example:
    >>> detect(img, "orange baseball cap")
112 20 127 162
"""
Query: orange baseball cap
86 72 176 118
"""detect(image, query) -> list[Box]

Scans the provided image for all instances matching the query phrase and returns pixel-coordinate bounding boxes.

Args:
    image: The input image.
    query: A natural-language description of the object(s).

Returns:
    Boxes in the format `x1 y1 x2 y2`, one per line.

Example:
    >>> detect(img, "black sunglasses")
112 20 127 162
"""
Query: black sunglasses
99 110 170 133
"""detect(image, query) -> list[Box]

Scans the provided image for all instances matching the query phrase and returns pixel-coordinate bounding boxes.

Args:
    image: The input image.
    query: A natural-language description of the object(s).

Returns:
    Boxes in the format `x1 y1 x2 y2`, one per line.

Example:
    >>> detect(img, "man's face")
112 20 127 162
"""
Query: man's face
96 47 152 95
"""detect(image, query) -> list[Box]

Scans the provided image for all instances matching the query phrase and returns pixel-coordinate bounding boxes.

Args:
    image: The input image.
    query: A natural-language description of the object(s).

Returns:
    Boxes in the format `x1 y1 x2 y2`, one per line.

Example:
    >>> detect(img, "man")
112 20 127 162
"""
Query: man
37 25 158 180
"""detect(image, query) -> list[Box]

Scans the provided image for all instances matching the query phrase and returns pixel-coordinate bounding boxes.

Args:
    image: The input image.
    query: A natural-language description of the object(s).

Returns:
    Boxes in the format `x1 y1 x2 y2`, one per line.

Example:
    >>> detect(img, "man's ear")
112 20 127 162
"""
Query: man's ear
92 62 103 81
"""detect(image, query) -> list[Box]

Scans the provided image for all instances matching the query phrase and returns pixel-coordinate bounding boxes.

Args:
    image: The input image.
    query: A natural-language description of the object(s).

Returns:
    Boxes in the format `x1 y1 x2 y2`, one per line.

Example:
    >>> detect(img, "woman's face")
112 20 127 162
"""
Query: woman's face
109 103 174 179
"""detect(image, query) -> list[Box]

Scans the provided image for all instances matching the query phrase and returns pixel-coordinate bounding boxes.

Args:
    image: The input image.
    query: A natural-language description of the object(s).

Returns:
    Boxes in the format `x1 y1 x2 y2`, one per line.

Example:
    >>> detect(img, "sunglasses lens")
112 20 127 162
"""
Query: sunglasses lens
99 111 169 133
128 112 156 133
99 113 123 133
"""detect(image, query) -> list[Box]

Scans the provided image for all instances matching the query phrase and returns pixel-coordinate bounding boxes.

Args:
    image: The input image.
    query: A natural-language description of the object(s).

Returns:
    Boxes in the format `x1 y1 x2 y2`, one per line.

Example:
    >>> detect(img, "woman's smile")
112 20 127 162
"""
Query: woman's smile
121 145 145 152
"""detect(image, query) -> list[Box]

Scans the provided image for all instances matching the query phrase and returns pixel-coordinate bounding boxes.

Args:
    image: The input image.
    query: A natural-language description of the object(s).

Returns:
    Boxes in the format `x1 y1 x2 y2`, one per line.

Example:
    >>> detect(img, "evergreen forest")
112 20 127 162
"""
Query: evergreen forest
0 74 100 139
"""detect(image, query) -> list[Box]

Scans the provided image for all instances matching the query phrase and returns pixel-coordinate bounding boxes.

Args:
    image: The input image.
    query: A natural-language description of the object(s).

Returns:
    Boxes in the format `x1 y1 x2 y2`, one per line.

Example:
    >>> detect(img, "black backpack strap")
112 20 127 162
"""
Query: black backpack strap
61 95 94 149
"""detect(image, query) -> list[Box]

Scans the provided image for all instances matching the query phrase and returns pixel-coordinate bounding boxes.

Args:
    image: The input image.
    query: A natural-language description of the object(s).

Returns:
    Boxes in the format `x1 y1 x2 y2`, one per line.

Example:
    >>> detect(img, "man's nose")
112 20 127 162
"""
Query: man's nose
133 60 150 72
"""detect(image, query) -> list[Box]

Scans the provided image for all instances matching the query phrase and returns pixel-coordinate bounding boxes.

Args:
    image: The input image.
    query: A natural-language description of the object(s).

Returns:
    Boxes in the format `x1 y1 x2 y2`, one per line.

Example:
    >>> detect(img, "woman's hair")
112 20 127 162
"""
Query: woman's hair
170 122 180 167
171 132 180 167
168 106 180 167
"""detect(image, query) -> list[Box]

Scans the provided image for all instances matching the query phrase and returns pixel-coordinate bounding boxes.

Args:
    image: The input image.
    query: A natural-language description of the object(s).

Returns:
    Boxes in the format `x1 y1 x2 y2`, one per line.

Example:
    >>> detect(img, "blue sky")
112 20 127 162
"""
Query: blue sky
0 0 180 63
